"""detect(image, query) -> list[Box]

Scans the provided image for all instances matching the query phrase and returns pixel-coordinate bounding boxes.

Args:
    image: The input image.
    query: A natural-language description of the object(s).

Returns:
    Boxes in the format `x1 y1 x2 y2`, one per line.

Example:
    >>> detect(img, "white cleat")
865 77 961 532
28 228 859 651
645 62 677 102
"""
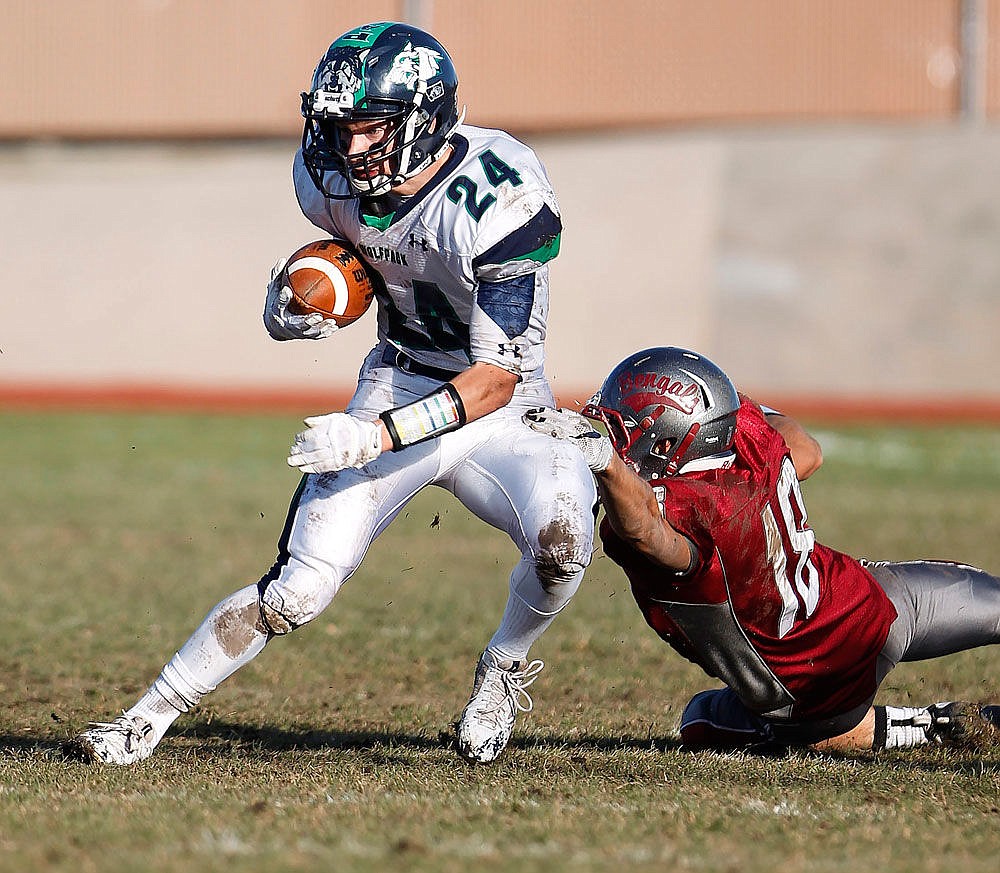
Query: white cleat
64 713 156 765
456 651 544 764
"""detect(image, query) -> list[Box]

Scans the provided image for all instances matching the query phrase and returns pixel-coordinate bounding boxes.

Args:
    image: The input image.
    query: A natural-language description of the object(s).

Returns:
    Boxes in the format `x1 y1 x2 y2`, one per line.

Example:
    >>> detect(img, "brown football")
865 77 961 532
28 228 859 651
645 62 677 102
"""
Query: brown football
283 239 375 327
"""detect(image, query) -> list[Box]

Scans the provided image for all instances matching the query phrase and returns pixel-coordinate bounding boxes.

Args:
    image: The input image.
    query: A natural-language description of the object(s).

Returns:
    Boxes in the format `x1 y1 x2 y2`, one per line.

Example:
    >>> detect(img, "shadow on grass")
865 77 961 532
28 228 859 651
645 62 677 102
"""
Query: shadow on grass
166 719 696 757
0 724 685 762
167 722 1000 774
175 720 447 752
166 721 1000 768
878 751 1000 776
5 724 998 776
0 735 68 755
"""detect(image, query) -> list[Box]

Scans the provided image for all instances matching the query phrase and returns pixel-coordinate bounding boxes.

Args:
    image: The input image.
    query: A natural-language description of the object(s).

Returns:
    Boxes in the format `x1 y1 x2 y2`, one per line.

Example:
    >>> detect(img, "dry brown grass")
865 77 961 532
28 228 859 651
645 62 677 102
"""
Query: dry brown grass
2 412 999 873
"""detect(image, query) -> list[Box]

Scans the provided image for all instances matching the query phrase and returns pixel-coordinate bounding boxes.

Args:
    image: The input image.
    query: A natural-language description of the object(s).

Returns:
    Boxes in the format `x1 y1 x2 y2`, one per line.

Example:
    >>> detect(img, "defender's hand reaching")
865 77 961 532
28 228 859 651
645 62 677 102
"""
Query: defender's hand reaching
523 407 615 473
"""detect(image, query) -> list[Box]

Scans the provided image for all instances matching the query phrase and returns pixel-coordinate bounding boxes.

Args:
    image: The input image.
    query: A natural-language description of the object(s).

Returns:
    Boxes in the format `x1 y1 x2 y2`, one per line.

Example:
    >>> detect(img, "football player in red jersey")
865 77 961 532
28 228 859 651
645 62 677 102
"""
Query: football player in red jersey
525 347 1000 754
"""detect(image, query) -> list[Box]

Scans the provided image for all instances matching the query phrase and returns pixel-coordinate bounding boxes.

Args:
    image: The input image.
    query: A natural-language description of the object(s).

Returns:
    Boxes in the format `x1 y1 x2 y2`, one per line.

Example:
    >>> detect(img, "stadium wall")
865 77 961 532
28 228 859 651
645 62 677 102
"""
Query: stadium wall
1 2 999 419
2 124 999 421
3 0 998 139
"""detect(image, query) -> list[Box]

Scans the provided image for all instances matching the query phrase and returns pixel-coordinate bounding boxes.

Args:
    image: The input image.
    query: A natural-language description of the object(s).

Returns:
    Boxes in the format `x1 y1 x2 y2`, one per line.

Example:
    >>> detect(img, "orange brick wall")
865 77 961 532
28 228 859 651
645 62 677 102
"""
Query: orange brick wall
2 1 994 138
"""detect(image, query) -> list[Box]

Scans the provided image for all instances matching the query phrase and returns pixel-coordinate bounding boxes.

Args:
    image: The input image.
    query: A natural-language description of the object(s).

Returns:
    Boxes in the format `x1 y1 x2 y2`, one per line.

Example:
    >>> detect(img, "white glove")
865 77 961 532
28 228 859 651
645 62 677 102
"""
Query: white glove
523 407 615 473
263 258 339 341
287 413 383 474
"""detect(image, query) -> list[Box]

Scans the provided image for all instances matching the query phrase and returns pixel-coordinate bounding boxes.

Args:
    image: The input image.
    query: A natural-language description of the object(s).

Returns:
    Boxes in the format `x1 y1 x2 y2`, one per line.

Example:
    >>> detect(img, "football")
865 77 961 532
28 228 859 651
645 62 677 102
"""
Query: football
283 239 376 327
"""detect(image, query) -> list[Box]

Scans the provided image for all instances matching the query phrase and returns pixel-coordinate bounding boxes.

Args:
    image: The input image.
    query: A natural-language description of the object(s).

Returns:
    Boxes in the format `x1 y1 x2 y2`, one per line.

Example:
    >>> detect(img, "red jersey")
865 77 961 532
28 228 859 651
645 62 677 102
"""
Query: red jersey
601 397 897 721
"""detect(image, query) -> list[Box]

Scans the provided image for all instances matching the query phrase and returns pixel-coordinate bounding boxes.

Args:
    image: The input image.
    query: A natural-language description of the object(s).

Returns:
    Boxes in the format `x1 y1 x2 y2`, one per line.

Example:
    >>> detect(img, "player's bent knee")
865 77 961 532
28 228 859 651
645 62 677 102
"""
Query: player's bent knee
258 564 340 635
259 594 296 635
259 586 329 634
533 519 593 593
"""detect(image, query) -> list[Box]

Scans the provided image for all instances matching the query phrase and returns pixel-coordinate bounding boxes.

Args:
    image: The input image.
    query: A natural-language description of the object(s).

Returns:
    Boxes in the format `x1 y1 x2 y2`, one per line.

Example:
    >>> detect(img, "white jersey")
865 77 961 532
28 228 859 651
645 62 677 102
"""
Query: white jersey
293 124 561 385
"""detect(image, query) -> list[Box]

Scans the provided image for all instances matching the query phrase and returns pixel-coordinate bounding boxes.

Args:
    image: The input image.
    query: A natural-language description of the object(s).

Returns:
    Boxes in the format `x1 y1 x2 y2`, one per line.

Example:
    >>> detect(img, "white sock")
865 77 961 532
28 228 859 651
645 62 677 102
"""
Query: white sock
875 705 932 750
486 557 584 662
126 584 270 744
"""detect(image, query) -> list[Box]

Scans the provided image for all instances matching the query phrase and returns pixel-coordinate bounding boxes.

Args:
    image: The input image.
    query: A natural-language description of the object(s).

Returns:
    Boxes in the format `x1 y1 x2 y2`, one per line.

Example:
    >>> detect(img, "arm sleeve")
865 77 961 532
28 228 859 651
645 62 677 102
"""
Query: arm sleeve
466 189 562 374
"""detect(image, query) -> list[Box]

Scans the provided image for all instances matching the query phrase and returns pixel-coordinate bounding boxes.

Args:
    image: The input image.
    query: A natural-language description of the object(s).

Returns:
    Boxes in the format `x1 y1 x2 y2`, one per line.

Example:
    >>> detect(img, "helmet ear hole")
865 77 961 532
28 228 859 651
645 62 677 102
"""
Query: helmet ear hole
607 418 631 450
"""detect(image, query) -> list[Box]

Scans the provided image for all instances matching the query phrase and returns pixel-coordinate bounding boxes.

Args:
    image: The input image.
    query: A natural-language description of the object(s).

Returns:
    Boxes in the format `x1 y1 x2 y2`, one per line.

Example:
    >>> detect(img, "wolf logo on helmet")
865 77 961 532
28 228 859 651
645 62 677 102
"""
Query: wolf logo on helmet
386 43 444 90
300 22 462 198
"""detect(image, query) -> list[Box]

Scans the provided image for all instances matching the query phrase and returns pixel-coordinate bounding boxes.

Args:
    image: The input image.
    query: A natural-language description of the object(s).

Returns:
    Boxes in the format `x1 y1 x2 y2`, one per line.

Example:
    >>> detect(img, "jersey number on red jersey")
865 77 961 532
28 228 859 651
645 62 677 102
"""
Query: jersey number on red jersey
760 457 820 637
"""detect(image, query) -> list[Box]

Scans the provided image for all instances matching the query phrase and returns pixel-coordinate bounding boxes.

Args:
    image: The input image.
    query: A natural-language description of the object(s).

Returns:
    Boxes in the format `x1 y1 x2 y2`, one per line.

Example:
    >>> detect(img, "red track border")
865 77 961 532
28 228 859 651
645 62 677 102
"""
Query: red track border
2 382 1000 423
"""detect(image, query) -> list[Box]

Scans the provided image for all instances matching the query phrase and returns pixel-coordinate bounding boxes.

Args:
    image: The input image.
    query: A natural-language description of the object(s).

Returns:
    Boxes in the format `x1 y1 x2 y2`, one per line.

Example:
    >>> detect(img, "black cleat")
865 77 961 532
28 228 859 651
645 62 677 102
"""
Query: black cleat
924 702 1000 750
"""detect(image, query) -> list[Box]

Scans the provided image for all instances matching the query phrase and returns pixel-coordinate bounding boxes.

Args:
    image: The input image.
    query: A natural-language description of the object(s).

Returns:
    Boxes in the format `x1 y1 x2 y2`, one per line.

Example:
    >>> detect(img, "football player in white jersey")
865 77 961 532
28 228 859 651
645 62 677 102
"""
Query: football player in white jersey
67 21 597 766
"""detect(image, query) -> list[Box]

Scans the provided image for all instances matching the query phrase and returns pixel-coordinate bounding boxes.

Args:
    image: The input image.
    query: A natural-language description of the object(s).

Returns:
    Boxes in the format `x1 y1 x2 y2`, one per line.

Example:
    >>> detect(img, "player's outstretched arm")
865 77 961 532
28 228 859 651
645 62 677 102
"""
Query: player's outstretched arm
288 363 520 474
765 412 823 480
524 407 696 573
596 453 698 573
376 363 518 454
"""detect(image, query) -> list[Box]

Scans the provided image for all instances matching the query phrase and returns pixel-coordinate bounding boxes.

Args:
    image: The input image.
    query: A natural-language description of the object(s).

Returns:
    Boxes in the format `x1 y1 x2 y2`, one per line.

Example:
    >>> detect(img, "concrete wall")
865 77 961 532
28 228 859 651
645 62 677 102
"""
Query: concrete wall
2 125 998 414
3 2 998 415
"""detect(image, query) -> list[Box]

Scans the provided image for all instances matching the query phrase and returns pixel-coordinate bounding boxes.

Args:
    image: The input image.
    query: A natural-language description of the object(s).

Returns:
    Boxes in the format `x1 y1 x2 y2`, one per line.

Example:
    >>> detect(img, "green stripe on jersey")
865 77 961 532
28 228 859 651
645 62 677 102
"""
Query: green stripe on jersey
515 233 561 266
361 211 396 230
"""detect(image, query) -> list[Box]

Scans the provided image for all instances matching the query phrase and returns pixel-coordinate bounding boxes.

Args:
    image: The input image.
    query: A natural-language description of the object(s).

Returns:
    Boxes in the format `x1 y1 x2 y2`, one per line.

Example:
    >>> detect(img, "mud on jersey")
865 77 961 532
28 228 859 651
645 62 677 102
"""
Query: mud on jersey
601 398 898 721
293 124 561 382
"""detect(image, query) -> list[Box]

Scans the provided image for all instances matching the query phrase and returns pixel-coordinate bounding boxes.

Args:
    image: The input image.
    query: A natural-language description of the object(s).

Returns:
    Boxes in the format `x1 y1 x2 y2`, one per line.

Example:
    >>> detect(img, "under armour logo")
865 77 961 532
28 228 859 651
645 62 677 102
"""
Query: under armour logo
408 233 428 251
498 342 522 358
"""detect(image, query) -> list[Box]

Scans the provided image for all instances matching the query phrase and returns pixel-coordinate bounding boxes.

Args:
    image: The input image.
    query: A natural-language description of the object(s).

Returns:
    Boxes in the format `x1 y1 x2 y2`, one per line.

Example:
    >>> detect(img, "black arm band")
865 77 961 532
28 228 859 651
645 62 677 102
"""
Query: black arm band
872 706 888 751
379 382 467 451
672 537 700 577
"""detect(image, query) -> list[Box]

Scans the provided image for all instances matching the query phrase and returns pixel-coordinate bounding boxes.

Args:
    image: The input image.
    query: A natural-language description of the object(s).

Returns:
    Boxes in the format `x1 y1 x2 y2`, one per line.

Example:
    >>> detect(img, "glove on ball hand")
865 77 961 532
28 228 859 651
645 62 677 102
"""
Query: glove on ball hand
263 258 339 341
287 412 382 474
523 407 615 473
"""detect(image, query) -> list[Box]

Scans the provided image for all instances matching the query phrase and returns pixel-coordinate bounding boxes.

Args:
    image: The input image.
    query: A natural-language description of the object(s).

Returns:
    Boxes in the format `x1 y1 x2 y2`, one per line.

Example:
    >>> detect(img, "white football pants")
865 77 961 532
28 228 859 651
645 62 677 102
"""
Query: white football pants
141 348 597 727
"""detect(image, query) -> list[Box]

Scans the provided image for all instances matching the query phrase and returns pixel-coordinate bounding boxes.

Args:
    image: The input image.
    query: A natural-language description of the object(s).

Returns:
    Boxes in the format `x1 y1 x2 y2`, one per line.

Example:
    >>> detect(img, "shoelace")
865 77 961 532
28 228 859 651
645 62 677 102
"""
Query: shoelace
86 711 140 729
478 659 545 722
86 712 152 746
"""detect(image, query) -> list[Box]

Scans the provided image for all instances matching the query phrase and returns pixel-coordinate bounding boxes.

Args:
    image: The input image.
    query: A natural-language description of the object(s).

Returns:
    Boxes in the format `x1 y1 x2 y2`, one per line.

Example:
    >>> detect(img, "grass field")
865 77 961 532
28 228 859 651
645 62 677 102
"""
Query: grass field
2 410 999 873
